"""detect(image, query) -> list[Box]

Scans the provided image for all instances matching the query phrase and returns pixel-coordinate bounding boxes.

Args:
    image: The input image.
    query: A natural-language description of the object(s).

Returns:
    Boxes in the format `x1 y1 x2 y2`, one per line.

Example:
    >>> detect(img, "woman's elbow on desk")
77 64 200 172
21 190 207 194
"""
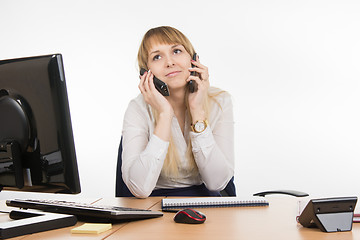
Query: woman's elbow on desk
133 192 151 199
127 180 153 199
203 172 234 192
203 180 228 192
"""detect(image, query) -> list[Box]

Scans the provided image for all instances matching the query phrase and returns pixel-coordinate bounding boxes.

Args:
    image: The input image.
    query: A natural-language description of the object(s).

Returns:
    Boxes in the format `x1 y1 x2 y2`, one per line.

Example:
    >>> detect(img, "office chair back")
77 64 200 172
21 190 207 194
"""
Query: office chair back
115 137 136 197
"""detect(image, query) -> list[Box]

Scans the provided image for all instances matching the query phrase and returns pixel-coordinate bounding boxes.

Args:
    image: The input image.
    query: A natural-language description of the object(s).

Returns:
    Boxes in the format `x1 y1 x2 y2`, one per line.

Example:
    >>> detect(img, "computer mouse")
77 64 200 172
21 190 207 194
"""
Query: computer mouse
173 208 206 224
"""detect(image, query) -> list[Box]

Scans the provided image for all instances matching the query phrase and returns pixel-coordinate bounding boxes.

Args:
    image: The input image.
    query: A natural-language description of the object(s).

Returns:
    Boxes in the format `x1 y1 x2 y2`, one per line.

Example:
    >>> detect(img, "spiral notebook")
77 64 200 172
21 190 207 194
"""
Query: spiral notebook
161 197 269 210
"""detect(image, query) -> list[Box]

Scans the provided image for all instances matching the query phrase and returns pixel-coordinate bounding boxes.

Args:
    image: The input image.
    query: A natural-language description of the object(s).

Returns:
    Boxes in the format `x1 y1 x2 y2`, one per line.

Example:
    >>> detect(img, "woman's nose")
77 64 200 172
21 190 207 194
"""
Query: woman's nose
165 56 175 67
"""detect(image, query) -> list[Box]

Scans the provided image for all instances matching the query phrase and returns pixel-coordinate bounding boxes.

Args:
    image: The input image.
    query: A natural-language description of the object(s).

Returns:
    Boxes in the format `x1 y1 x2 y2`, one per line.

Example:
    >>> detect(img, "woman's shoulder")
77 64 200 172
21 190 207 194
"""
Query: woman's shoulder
126 94 152 115
208 86 232 105
128 94 147 107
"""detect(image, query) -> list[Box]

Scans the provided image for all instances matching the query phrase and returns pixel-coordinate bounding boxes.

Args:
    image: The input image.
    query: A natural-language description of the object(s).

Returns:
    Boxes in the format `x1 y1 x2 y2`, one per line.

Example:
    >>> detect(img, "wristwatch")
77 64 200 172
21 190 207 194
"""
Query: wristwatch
191 120 208 133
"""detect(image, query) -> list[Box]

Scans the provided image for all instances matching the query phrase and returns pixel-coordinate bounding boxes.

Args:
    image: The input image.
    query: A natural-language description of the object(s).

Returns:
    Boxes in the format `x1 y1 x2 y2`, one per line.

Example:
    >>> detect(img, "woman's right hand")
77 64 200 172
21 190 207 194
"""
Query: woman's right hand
138 70 174 116
139 71 174 141
138 70 174 141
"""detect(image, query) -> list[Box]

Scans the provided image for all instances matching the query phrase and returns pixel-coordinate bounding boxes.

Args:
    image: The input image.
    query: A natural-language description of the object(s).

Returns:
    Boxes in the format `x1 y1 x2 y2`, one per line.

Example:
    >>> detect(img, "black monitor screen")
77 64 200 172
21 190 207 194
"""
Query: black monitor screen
0 54 81 194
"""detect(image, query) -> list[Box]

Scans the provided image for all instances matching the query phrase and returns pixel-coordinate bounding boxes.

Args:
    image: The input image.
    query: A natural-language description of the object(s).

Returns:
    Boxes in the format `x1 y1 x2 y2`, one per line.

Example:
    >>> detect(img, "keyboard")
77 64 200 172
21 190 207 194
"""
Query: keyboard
6 199 163 221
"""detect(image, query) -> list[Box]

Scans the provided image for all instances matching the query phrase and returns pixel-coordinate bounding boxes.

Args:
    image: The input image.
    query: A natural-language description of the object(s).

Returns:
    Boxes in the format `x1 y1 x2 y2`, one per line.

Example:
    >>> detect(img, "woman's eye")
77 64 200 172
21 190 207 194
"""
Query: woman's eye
174 49 182 54
152 55 161 61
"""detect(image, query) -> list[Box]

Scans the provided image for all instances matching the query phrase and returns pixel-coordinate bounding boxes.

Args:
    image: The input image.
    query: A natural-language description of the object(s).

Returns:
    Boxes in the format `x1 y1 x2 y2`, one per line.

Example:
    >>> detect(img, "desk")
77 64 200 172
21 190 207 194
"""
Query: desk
104 196 360 240
1 196 359 239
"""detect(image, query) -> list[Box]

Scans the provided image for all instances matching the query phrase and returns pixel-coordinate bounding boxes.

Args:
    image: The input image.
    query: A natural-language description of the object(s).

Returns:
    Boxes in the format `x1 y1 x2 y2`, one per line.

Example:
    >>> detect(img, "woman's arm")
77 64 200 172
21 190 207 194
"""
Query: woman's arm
121 98 170 198
190 93 235 191
121 70 175 198
187 58 234 191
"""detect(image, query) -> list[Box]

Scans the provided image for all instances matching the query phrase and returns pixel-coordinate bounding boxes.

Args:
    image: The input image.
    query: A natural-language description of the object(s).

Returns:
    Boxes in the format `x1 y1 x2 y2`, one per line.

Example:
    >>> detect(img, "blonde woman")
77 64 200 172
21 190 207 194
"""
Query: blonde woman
120 26 234 198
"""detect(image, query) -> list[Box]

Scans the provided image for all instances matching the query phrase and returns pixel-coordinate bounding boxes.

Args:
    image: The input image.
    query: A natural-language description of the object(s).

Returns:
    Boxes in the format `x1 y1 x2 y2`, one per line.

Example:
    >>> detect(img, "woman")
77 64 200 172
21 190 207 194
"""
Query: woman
121 26 234 198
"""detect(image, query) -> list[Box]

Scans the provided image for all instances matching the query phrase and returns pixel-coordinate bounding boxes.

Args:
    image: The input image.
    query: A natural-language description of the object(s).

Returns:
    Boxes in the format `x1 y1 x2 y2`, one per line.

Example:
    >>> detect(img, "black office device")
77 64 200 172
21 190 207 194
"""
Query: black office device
0 54 81 238
298 196 357 232
6 199 163 221
0 210 76 239
0 54 81 194
188 53 197 93
139 68 170 96
173 208 206 224
253 190 309 197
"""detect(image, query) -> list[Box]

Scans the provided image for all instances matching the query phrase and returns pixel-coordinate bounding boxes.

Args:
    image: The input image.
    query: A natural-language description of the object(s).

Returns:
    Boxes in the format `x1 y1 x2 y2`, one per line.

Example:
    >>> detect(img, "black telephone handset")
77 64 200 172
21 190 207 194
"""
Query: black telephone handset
188 53 198 93
140 68 170 96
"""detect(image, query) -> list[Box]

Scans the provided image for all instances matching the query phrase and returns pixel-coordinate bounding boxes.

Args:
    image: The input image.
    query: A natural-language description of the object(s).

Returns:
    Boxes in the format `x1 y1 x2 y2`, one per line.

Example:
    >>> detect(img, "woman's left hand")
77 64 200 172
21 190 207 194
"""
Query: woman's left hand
187 56 210 121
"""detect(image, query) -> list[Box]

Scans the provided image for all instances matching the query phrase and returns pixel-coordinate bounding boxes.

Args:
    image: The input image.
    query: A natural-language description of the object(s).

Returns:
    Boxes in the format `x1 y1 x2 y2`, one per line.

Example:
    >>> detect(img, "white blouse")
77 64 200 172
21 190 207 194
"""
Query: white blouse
121 87 235 198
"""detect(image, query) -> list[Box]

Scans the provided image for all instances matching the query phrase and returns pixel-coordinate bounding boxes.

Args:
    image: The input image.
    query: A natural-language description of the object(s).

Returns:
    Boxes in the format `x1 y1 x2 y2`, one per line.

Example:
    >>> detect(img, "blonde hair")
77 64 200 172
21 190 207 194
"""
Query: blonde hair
137 26 222 178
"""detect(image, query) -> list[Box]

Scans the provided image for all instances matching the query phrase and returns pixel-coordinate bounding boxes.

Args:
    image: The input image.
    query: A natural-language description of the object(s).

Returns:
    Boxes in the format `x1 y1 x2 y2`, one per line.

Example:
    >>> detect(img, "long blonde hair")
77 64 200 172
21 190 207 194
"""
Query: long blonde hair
137 26 220 178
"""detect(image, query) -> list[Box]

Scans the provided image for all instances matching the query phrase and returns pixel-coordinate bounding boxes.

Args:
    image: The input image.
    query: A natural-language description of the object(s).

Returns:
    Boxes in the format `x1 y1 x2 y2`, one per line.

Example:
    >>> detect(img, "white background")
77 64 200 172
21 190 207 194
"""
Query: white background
1 0 359 199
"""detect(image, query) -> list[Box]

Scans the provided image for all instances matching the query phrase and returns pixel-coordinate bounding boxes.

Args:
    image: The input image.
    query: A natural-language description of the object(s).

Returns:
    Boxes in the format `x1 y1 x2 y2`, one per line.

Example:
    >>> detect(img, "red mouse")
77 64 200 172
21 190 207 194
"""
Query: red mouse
173 208 206 224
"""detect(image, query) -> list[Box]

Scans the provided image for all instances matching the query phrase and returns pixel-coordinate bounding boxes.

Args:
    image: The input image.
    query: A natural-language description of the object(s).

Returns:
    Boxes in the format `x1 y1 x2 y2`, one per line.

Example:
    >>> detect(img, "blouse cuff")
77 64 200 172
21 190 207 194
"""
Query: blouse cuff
189 127 214 152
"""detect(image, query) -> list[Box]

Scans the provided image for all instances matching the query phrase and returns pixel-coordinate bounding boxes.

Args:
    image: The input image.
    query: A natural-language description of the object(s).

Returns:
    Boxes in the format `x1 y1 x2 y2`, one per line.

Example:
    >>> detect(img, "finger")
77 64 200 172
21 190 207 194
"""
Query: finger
191 59 206 69
187 75 201 85
138 71 148 93
190 60 208 74
143 70 152 93
188 67 209 81
147 71 158 92
188 72 210 85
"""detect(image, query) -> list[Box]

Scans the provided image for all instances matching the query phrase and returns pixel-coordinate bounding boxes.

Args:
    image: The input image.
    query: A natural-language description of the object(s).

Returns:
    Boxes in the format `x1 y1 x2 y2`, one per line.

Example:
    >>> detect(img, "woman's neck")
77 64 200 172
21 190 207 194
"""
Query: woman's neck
167 88 187 113
167 88 187 133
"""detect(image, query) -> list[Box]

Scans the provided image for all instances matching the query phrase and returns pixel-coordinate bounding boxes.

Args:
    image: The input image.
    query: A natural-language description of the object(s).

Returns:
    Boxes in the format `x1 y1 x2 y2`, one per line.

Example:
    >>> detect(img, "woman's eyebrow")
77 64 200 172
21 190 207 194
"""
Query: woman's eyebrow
149 49 160 55
149 44 182 55
171 44 180 48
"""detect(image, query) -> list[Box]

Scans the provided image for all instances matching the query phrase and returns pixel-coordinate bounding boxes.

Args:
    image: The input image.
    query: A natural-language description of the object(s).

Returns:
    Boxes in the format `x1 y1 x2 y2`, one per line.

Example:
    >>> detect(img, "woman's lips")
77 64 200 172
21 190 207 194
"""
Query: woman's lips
166 71 181 77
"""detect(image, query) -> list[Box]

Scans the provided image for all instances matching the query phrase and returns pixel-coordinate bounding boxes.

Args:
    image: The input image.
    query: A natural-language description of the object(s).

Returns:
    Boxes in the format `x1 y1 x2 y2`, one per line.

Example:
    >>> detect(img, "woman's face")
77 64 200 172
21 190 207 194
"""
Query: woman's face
147 41 192 91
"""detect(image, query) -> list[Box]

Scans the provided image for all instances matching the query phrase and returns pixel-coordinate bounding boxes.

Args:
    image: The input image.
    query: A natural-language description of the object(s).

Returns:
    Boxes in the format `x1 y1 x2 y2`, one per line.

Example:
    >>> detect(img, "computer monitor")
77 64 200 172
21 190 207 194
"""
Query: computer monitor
0 54 81 194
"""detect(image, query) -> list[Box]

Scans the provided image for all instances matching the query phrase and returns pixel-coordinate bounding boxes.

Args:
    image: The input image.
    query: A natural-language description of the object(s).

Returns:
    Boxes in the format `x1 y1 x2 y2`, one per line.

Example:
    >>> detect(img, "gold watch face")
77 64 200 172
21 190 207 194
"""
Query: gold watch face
194 121 206 133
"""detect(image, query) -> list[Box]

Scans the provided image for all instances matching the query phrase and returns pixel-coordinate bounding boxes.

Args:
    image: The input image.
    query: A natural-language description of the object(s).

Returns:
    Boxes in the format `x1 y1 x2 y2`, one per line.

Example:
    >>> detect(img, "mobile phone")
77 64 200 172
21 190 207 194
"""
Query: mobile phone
188 53 198 93
140 68 170 96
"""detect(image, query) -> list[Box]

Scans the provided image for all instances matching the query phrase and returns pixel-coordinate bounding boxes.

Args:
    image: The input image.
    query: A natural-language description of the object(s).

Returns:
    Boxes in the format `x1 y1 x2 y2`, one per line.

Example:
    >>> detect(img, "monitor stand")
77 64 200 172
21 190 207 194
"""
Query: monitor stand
0 209 77 239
